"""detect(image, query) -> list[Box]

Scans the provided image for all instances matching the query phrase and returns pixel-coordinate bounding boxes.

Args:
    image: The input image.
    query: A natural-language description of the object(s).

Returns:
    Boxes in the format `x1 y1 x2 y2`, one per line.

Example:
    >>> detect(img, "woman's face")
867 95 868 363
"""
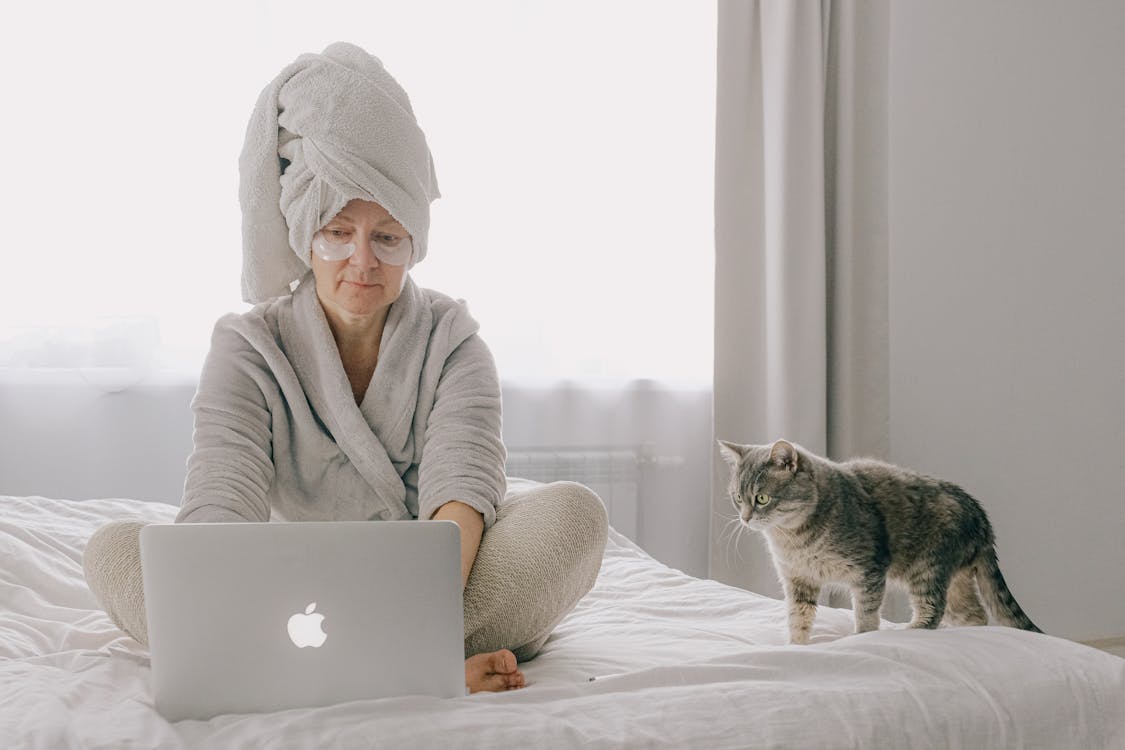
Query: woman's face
309 199 410 322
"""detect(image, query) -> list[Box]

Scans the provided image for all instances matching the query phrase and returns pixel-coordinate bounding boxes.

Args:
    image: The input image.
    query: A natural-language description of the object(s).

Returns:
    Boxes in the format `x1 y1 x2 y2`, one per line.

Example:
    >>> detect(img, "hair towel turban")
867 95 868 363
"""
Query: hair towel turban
238 42 440 303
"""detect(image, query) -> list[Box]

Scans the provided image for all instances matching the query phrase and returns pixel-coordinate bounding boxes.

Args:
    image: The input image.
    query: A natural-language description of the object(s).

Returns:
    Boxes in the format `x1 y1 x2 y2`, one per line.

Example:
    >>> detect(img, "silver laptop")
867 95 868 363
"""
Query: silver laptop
140 521 465 721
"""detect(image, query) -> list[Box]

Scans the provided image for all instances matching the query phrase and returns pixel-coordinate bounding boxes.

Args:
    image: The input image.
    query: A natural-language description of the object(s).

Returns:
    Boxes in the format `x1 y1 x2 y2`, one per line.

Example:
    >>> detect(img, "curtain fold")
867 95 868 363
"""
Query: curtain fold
711 0 889 596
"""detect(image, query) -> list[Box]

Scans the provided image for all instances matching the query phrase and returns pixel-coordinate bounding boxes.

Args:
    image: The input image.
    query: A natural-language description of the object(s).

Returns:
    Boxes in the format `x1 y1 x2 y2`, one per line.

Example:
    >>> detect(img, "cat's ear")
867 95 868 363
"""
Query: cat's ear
769 439 799 473
717 440 747 467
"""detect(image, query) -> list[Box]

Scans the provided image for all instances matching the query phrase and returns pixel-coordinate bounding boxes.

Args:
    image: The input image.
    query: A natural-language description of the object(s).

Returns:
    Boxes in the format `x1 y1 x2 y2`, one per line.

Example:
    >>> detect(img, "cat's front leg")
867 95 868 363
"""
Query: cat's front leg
783 577 820 645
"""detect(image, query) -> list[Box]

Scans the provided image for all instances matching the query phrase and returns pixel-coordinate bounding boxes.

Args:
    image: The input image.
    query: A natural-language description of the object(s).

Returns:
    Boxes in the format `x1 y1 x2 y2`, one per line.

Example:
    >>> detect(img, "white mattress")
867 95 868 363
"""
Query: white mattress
2 493 1123 749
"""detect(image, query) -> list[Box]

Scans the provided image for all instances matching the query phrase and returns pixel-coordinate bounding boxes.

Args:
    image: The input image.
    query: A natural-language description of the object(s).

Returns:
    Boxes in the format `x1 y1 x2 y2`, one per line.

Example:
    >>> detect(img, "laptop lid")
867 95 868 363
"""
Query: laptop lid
140 521 464 721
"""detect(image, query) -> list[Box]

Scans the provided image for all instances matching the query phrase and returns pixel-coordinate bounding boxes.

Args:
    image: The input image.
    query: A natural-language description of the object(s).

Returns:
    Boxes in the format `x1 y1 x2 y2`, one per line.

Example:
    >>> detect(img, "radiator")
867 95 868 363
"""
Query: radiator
505 446 679 540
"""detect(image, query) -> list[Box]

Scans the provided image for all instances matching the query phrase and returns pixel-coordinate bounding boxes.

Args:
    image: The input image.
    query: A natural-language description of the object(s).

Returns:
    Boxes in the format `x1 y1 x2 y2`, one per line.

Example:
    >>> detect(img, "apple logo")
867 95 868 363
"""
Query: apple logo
287 602 327 648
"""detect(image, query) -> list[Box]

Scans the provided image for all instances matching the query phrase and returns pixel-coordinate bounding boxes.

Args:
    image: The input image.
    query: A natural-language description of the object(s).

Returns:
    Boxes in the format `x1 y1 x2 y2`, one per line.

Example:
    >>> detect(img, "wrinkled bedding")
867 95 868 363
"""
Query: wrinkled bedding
2 494 1123 749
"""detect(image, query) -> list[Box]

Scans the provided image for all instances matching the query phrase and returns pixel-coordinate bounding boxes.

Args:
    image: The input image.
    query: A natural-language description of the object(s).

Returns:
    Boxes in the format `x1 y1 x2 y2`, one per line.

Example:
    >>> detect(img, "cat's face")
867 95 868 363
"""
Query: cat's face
718 439 817 530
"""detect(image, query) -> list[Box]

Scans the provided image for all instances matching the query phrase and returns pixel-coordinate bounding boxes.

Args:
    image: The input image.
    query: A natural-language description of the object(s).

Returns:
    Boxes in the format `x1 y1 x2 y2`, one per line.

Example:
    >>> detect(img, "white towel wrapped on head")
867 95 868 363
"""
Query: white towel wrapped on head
239 41 440 303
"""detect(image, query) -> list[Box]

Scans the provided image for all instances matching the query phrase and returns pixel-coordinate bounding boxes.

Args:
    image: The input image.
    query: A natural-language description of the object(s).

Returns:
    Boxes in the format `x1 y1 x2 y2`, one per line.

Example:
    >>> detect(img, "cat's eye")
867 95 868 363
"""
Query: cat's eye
754 493 771 507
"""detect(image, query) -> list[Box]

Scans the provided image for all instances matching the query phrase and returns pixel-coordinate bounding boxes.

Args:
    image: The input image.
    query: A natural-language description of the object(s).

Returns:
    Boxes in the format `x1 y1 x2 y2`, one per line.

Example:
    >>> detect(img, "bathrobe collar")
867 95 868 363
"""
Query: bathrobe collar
278 272 432 520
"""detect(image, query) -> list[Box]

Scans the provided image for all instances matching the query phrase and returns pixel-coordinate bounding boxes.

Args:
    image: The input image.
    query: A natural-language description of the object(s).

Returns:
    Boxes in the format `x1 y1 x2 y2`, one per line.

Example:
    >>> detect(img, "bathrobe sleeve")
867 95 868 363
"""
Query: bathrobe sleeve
416 333 506 529
176 315 276 524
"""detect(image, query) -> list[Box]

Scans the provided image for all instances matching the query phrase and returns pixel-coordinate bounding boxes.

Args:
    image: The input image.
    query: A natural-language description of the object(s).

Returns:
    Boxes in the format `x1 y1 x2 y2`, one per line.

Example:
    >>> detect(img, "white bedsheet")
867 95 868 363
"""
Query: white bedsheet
1 494 1123 749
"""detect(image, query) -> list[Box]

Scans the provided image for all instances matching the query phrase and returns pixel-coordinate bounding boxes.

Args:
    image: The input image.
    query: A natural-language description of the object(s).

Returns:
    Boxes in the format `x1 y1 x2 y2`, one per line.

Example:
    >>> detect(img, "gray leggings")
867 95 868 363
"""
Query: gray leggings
84 481 607 661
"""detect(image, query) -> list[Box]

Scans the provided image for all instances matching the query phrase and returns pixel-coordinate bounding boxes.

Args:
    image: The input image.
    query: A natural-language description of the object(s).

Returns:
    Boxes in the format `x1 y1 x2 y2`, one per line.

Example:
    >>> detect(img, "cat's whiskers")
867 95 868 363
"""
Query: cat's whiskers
725 515 752 566
715 512 744 570
734 520 753 561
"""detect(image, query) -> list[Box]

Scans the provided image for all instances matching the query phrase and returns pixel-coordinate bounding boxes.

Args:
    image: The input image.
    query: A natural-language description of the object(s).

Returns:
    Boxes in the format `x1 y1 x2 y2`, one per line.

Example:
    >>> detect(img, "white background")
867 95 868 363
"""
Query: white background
0 0 715 385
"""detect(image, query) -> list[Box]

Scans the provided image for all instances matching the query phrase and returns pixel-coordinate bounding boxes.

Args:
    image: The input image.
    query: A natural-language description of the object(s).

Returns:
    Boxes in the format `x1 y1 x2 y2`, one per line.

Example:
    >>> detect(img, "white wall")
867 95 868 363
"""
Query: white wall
889 0 1125 641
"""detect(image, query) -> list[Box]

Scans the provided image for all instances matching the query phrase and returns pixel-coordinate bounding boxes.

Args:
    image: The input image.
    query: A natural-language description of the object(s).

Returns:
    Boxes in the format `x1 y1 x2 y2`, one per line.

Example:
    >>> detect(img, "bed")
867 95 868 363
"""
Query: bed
2 492 1123 749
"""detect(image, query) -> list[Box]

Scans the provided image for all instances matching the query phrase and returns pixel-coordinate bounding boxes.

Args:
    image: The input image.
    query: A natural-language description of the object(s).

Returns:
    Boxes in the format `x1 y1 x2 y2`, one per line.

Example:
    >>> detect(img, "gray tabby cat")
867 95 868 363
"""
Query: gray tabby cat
718 438 1041 644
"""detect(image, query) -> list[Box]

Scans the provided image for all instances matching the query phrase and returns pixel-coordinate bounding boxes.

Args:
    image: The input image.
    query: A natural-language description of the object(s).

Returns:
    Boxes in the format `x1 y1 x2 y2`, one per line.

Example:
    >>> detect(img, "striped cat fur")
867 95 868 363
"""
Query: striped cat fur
718 439 1041 645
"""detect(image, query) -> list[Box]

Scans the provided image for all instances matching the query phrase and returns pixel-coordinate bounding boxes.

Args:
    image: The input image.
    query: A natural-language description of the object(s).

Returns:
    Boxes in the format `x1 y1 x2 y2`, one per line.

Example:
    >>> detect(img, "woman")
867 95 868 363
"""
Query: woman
83 42 608 695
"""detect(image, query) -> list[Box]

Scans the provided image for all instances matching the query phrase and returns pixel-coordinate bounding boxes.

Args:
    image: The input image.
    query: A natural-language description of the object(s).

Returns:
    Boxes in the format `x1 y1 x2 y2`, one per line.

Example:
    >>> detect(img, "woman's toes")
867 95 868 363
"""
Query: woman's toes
465 649 525 693
493 649 517 675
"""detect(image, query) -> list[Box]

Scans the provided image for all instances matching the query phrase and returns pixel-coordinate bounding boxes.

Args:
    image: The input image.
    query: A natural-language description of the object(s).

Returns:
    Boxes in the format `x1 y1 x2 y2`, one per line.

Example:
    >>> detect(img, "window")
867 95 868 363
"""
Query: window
1 0 715 386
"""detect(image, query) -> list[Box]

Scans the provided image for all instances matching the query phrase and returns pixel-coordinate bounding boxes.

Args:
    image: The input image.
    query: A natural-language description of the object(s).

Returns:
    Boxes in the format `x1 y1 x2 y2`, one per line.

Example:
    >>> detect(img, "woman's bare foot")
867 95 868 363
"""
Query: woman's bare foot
465 649 525 693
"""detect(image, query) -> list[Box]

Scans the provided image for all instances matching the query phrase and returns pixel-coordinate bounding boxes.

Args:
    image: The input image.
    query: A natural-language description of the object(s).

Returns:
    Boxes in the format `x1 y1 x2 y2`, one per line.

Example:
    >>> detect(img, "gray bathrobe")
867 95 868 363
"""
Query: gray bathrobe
176 272 506 528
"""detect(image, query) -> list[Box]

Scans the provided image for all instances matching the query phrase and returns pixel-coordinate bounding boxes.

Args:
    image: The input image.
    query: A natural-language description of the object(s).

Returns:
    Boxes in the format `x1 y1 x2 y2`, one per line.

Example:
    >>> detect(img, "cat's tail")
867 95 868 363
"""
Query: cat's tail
973 548 1043 633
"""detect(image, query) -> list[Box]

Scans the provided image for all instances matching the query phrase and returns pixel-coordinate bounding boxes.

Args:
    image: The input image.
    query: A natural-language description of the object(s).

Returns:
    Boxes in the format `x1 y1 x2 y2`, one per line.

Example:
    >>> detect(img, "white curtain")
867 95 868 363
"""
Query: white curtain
710 0 890 597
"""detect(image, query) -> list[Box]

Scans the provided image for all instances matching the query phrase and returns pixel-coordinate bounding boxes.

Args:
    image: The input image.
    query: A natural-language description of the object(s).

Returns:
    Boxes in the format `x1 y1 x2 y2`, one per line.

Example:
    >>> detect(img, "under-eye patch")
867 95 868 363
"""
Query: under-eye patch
313 230 413 266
